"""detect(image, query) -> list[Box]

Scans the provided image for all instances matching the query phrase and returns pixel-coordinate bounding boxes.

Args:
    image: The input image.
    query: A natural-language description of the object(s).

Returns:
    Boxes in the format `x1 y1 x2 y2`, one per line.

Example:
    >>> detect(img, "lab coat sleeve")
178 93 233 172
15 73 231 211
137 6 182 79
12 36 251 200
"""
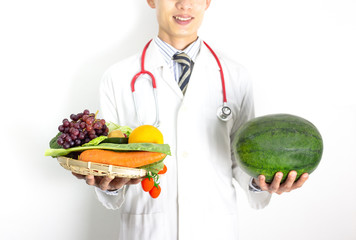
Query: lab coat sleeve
230 66 272 209
94 186 127 210
94 68 127 210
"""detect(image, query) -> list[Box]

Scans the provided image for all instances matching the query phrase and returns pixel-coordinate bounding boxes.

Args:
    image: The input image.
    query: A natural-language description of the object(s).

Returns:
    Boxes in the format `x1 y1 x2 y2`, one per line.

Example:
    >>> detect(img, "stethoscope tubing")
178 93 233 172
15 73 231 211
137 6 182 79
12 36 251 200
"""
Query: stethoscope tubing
202 41 227 104
131 39 232 126
131 39 156 92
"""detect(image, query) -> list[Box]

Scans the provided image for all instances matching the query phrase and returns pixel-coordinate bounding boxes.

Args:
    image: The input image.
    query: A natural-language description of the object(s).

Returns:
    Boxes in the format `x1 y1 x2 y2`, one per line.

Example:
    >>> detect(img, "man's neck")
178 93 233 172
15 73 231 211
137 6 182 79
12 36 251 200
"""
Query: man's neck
158 33 198 50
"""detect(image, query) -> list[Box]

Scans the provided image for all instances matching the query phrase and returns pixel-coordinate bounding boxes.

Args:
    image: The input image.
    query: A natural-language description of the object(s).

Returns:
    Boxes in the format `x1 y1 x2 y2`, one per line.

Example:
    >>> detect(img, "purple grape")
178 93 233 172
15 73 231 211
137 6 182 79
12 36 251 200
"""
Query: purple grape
57 138 64 145
78 132 85 140
63 142 70 149
65 136 72 142
86 118 94 125
72 128 79 136
63 119 70 127
70 114 77 121
80 122 86 129
82 115 89 121
58 125 65 132
74 122 80 129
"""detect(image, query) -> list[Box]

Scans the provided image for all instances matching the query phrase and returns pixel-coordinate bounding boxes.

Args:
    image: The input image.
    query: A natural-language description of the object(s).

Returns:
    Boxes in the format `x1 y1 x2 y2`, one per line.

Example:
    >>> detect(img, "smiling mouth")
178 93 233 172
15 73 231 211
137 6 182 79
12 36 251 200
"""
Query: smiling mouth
173 16 193 22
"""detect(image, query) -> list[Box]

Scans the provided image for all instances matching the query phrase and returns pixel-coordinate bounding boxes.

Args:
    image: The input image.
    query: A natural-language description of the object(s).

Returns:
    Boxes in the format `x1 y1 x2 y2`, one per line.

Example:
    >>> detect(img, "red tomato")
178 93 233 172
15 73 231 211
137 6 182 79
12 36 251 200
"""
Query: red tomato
158 165 167 175
141 177 154 192
149 185 161 198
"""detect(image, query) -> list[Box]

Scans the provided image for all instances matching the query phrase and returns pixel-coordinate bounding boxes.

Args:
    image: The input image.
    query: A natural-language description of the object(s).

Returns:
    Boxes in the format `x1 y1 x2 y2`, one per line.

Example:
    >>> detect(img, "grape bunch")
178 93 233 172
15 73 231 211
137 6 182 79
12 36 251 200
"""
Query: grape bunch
56 109 108 149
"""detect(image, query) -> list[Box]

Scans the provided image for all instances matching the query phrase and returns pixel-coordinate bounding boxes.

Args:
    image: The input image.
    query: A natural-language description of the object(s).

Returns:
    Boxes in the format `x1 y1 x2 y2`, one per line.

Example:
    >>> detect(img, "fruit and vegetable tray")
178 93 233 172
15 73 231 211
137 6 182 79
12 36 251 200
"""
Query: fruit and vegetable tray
45 109 170 198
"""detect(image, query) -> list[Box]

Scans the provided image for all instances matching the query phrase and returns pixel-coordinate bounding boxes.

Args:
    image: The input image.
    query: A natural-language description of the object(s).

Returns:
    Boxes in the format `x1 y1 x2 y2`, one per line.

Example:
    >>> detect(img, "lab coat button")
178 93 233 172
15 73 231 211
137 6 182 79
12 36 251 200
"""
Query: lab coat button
182 152 189 158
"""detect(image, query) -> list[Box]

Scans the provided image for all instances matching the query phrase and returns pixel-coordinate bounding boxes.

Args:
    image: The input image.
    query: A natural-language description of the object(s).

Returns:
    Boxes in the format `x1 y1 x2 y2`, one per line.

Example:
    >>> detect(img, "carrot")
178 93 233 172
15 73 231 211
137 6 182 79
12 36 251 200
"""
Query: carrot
78 149 166 168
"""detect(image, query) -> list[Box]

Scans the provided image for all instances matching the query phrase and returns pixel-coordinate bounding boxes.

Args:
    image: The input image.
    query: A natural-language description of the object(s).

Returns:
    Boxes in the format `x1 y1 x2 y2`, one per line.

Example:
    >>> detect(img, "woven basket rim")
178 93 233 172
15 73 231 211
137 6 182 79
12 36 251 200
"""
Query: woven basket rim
57 156 147 178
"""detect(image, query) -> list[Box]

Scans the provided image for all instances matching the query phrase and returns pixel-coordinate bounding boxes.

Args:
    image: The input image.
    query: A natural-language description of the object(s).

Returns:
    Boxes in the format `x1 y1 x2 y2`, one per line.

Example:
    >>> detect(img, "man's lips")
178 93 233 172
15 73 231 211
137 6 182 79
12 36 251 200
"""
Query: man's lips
173 15 193 25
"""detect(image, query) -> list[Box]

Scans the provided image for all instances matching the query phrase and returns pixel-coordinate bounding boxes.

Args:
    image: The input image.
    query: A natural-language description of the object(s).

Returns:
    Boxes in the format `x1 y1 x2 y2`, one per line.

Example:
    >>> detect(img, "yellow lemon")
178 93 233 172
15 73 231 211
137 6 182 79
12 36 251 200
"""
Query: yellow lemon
128 125 164 144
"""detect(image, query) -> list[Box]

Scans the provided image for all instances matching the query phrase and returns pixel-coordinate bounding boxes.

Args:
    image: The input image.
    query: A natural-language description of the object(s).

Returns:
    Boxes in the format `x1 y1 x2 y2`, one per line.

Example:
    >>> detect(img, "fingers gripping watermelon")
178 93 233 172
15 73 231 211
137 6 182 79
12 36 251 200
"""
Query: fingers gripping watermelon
233 114 323 183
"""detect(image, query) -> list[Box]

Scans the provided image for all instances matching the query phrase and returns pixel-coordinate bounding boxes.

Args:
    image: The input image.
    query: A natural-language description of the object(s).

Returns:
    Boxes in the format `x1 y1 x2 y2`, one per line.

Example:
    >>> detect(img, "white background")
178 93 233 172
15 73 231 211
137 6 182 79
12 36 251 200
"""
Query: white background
1 0 355 239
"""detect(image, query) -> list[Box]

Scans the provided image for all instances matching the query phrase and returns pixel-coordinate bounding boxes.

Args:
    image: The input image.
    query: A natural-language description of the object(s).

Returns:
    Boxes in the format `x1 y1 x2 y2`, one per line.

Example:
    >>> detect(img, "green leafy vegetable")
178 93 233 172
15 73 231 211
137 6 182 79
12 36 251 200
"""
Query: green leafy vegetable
44 143 171 157
139 159 165 174
82 135 108 146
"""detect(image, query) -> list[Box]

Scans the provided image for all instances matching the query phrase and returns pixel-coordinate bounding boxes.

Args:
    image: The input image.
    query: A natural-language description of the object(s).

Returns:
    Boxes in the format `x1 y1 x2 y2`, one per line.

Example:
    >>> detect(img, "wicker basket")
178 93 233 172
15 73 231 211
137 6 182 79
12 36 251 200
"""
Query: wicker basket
57 156 147 178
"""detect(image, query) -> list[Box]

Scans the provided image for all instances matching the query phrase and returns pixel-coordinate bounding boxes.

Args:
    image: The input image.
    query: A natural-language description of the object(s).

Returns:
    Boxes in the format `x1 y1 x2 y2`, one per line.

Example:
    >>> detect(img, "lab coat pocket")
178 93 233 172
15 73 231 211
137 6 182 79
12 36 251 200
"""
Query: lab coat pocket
119 212 166 240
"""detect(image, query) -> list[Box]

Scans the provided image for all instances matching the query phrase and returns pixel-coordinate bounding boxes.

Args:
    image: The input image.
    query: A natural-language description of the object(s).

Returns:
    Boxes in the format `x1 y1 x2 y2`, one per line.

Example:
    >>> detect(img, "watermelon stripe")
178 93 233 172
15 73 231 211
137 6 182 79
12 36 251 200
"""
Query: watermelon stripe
239 148 322 154
233 114 323 183
237 127 321 146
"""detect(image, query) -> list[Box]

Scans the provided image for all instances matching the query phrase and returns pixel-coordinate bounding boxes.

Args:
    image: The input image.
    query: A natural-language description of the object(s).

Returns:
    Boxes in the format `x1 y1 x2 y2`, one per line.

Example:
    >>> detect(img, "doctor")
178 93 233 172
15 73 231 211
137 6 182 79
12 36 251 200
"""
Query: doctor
73 0 309 239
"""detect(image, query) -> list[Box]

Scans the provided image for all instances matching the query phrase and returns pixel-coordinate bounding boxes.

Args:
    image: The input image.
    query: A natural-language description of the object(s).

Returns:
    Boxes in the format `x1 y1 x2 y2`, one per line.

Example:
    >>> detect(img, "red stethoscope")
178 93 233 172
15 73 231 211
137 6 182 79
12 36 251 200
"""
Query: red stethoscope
131 39 232 127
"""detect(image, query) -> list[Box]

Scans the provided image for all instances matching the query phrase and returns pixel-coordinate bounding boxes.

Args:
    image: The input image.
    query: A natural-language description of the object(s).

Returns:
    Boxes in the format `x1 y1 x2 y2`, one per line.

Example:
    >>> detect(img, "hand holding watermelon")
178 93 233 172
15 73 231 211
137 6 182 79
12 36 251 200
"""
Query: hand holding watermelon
252 170 309 195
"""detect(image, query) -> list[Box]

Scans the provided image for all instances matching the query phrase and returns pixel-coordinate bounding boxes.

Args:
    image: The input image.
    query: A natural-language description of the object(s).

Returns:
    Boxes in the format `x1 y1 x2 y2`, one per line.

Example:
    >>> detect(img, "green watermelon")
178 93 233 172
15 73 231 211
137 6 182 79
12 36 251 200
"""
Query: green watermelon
233 114 323 183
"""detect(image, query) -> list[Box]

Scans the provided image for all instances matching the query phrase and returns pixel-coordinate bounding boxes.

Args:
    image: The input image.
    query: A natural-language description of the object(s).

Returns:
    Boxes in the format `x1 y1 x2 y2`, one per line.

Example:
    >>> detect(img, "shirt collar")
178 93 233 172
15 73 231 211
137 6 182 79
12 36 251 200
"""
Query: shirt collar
154 36 201 65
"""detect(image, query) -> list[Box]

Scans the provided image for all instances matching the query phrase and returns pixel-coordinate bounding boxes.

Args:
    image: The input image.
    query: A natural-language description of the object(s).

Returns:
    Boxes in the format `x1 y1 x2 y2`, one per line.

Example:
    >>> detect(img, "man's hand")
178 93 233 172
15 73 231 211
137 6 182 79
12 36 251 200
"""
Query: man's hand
72 173 143 191
254 171 309 195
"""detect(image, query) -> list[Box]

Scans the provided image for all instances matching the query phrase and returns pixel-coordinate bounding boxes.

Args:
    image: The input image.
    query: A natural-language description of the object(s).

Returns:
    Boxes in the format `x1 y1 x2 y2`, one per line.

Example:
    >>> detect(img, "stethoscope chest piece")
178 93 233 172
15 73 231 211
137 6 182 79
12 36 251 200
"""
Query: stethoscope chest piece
217 103 232 121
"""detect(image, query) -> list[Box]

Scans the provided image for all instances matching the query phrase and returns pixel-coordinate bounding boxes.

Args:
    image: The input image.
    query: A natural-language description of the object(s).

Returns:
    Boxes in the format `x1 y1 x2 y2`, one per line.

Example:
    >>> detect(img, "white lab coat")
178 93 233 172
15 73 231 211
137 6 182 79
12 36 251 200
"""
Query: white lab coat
96 39 271 240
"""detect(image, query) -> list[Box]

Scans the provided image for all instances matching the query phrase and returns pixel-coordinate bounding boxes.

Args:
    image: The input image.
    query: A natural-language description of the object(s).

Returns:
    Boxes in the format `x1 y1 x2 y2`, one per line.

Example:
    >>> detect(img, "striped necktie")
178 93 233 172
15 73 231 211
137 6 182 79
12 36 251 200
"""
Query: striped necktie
173 52 194 95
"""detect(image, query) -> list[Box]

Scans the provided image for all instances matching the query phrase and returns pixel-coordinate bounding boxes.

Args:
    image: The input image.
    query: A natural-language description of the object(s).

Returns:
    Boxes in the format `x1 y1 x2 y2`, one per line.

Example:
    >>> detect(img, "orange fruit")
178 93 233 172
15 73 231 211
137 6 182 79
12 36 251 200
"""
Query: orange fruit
128 125 164 144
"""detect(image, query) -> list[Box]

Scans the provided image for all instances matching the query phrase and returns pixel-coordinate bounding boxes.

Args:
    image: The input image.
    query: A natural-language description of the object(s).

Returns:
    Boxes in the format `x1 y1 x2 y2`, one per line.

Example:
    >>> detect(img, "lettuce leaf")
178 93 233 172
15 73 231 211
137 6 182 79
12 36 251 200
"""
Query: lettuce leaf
139 159 165 174
44 142 171 157
82 135 108 146
140 159 165 173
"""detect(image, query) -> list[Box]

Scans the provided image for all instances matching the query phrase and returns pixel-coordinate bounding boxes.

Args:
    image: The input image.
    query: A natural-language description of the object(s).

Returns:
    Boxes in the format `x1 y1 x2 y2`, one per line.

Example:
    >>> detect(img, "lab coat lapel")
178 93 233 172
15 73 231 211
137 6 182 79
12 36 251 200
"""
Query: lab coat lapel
145 41 183 99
